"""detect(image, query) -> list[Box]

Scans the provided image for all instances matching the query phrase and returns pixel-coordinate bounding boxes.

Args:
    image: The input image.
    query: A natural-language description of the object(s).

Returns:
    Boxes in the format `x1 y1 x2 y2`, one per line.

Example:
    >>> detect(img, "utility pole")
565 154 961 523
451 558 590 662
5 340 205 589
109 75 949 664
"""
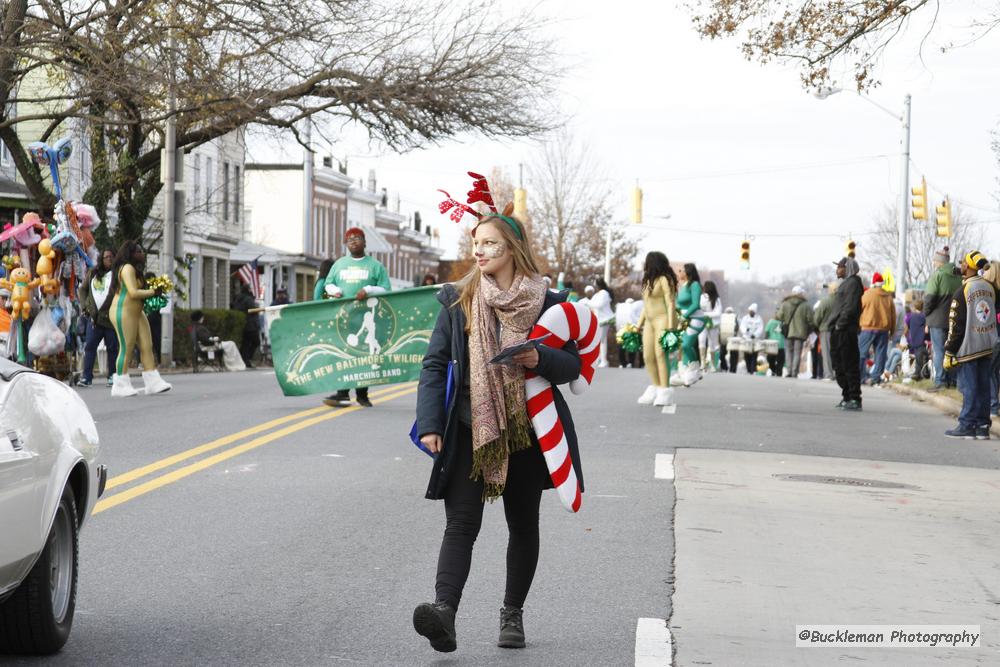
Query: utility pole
160 20 178 366
896 94 911 293
303 120 313 256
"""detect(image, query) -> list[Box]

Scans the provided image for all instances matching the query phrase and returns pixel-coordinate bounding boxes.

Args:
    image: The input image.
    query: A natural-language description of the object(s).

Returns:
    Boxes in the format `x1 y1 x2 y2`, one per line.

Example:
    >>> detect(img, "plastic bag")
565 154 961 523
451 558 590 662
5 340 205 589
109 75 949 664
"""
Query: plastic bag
28 305 66 357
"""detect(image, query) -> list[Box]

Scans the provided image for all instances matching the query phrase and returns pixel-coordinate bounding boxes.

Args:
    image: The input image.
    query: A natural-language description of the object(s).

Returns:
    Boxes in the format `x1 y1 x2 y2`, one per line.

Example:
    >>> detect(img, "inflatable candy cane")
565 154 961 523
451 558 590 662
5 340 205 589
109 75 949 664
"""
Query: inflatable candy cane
525 302 600 512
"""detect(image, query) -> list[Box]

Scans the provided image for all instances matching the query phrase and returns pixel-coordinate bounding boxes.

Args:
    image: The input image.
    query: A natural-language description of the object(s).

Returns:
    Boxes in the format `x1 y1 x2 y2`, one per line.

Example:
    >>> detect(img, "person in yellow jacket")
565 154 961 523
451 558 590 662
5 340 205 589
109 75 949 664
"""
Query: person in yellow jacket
858 272 896 385
109 240 171 397
636 251 679 409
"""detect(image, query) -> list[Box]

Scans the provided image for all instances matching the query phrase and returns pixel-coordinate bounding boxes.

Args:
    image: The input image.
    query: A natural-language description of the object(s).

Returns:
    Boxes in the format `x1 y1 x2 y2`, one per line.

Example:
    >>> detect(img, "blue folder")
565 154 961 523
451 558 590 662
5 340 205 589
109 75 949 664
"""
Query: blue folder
408 360 455 458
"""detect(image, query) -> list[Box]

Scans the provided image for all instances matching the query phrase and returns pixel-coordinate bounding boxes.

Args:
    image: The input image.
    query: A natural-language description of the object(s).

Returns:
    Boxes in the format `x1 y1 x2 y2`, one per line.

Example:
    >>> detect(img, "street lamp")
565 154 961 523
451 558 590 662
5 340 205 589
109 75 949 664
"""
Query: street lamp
814 87 911 291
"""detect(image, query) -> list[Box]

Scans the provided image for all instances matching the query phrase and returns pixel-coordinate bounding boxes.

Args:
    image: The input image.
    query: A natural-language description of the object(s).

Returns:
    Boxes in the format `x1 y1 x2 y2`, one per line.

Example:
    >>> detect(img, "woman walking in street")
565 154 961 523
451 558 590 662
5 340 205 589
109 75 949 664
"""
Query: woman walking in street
637 251 679 407
698 280 722 371
676 263 707 386
589 277 615 368
413 207 582 652
109 240 171 397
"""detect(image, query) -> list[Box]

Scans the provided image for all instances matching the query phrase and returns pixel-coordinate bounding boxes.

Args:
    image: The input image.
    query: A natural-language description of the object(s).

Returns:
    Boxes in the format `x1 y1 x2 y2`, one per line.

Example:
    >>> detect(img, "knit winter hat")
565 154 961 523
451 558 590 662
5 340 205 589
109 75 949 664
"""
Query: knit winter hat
791 285 805 296
966 250 988 271
871 272 884 287
934 246 950 263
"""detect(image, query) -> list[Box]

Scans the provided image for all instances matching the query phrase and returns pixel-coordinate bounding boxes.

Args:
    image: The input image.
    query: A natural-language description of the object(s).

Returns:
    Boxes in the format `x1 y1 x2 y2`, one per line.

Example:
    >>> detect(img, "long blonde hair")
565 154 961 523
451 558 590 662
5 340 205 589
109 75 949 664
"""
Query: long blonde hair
455 214 541 327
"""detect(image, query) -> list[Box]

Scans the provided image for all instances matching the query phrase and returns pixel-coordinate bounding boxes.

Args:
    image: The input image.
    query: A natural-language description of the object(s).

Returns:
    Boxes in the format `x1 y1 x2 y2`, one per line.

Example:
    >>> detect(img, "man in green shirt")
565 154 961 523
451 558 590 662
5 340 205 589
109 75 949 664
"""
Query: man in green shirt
315 227 391 407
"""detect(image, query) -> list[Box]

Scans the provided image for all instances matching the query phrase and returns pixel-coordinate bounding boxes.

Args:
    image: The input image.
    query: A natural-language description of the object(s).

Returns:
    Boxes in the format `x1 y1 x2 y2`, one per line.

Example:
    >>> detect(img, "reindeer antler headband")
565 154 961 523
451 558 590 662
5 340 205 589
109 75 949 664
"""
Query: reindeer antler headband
437 171 523 240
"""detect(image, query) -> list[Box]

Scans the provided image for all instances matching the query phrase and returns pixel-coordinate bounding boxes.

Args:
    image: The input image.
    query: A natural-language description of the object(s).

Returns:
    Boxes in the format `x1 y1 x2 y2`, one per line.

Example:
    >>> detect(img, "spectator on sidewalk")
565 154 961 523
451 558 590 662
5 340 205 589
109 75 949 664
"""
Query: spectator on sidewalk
905 300 928 380
79 248 118 387
924 247 962 391
232 283 260 368
588 278 615 368
777 285 813 379
814 283 838 381
738 304 764 374
831 256 864 410
980 261 1000 417
270 287 292 306
191 310 246 371
943 251 996 439
764 310 786 377
858 272 895 386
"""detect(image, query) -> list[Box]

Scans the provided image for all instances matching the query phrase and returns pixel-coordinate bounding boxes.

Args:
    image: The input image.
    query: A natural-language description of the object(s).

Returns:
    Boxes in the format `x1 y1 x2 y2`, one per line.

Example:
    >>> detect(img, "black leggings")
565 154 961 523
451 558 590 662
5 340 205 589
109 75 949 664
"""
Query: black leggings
435 423 549 610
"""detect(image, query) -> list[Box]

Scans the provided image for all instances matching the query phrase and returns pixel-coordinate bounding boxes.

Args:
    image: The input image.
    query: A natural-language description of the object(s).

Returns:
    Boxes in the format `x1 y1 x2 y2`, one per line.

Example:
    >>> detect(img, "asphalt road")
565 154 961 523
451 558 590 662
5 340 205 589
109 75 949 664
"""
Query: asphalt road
5 366 998 666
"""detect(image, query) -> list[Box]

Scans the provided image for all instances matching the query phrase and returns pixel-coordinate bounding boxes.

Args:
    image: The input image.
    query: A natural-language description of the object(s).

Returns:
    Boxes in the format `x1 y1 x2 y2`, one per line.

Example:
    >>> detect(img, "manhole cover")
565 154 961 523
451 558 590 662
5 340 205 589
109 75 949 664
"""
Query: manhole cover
773 474 920 490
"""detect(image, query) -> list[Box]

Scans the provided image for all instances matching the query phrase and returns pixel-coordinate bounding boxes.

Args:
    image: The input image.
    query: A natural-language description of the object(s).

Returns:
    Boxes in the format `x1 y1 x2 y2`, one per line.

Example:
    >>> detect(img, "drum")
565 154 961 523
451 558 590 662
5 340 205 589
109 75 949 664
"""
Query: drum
728 336 746 353
758 339 779 355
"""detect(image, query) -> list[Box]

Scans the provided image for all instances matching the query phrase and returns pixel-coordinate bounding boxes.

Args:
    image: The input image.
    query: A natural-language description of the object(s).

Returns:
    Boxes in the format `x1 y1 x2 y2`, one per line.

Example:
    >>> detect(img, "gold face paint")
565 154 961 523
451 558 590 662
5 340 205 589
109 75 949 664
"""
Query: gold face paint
475 239 507 259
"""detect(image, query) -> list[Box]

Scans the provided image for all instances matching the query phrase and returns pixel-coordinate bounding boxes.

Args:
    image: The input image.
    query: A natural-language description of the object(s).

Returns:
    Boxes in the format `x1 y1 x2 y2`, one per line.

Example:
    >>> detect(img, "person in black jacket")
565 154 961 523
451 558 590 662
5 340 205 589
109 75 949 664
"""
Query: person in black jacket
231 284 260 367
831 257 864 410
412 211 581 654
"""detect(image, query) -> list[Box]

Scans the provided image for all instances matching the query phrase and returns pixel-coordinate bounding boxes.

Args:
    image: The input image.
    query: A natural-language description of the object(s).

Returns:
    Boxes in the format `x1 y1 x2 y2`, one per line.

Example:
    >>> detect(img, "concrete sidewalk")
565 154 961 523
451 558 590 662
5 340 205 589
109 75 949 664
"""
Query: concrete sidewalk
671 448 999 666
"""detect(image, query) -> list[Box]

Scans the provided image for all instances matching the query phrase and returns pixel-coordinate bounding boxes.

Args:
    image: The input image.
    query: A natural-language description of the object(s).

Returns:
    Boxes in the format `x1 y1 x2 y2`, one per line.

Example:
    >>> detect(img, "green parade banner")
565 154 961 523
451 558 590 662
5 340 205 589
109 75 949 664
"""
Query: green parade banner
267 286 441 396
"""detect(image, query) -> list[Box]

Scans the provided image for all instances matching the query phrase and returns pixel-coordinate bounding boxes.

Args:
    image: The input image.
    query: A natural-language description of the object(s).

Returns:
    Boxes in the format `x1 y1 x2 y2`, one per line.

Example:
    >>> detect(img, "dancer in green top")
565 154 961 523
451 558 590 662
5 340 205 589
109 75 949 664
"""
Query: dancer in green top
675 263 706 386
314 227 391 407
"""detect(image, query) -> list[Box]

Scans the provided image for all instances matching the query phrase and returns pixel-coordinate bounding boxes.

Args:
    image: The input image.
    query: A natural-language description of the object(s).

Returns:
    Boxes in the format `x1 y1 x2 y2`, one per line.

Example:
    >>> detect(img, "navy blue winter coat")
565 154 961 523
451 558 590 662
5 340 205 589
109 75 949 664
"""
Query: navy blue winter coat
416 284 583 500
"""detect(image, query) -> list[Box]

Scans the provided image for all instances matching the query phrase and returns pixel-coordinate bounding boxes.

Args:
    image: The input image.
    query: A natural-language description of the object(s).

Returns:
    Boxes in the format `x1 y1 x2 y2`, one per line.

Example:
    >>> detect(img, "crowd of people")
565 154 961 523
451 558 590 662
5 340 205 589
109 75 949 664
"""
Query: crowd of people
594 246 999 438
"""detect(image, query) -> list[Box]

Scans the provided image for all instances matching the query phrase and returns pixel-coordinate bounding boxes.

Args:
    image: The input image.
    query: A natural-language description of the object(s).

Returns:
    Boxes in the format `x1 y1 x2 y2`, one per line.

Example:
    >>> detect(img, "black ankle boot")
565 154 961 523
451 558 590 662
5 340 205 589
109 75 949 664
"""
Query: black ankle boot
413 601 456 652
498 605 525 648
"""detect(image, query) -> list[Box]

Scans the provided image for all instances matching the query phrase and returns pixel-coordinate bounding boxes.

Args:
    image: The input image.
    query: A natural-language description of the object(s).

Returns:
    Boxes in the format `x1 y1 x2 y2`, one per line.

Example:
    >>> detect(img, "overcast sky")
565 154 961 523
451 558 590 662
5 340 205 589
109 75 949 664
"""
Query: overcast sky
249 0 1000 283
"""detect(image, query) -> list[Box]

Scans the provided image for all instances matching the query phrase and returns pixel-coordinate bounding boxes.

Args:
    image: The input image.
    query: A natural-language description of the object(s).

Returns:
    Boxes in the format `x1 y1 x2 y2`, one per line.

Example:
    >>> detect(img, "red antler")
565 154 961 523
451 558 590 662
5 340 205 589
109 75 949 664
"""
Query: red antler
437 189 478 224
466 171 498 213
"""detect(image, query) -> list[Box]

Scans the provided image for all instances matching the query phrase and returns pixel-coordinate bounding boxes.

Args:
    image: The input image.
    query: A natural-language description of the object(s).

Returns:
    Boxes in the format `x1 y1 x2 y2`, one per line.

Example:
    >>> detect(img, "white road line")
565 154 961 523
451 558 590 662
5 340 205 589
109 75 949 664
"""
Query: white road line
654 453 674 480
635 617 672 666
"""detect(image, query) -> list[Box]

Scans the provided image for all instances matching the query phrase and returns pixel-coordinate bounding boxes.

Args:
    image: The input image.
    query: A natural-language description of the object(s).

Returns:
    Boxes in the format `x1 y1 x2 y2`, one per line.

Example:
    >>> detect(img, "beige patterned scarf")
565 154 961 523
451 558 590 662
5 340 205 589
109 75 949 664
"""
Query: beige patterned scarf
469 273 547 500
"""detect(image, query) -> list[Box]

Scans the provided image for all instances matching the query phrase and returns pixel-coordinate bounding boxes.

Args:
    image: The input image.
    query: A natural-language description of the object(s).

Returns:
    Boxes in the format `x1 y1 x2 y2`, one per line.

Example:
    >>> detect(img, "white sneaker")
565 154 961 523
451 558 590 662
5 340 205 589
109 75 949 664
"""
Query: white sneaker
654 387 675 407
637 385 657 405
142 370 172 395
111 373 138 397
669 366 685 386
684 363 703 387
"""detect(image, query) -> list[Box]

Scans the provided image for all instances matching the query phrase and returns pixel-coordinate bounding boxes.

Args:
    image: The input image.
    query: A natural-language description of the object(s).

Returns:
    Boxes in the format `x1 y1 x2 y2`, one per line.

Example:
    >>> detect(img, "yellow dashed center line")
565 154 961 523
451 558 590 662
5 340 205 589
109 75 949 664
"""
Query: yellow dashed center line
94 384 417 514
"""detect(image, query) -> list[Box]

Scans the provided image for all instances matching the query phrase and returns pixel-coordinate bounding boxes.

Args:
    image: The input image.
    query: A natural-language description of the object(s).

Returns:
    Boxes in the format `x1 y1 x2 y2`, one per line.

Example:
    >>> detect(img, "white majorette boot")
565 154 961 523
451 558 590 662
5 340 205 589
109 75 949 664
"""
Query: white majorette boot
637 385 657 405
653 387 674 407
142 369 172 395
670 364 685 386
658 388 677 414
111 373 138 397
684 362 703 387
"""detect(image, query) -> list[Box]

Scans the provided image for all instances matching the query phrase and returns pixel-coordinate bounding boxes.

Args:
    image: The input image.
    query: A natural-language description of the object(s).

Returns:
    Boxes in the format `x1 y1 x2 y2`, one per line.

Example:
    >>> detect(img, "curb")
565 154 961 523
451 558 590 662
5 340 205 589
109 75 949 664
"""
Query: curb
887 383 1000 438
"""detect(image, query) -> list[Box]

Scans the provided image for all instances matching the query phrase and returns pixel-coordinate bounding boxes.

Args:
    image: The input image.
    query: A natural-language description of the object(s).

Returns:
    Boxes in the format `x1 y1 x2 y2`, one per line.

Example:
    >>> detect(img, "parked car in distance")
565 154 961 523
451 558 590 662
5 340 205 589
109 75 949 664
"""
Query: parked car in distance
0 358 106 654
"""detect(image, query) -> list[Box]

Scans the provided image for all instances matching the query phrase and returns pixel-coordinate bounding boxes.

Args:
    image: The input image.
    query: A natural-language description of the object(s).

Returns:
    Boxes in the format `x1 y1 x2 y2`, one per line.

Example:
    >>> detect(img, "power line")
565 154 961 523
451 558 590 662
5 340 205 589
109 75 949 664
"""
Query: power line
637 154 893 183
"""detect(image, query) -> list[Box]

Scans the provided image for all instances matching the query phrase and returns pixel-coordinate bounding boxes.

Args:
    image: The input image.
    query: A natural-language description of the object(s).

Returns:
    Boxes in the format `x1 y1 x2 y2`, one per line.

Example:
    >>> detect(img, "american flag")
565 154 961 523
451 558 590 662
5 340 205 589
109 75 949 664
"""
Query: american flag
236 257 261 299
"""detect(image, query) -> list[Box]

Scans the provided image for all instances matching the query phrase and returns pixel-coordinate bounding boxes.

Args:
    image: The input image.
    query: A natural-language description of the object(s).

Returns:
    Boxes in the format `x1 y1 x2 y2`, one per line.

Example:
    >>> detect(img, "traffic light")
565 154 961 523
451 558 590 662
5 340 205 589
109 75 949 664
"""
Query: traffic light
740 240 750 268
513 187 527 221
911 177 928 220
846 239 856 258
935 197 951 237
631 186 642 223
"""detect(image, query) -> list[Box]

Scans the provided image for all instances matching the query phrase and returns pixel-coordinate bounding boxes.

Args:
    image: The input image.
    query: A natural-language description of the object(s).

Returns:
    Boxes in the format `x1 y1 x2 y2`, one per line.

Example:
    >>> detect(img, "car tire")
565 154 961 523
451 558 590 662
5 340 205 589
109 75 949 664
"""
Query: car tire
0 484 79 655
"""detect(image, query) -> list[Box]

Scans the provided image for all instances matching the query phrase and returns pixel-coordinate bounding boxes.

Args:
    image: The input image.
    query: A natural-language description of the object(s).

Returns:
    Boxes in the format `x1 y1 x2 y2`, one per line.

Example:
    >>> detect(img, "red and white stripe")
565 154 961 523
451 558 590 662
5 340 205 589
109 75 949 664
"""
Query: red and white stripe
525 302 600 513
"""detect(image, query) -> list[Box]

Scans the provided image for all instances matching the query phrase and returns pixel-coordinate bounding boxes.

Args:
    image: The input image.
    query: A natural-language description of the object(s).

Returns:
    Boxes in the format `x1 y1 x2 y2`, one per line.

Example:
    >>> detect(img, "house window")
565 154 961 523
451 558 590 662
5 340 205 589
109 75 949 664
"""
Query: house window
192 155 201 209
205 157 213 213
234 166 241 224
0 140 9 167
223 162 230 222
